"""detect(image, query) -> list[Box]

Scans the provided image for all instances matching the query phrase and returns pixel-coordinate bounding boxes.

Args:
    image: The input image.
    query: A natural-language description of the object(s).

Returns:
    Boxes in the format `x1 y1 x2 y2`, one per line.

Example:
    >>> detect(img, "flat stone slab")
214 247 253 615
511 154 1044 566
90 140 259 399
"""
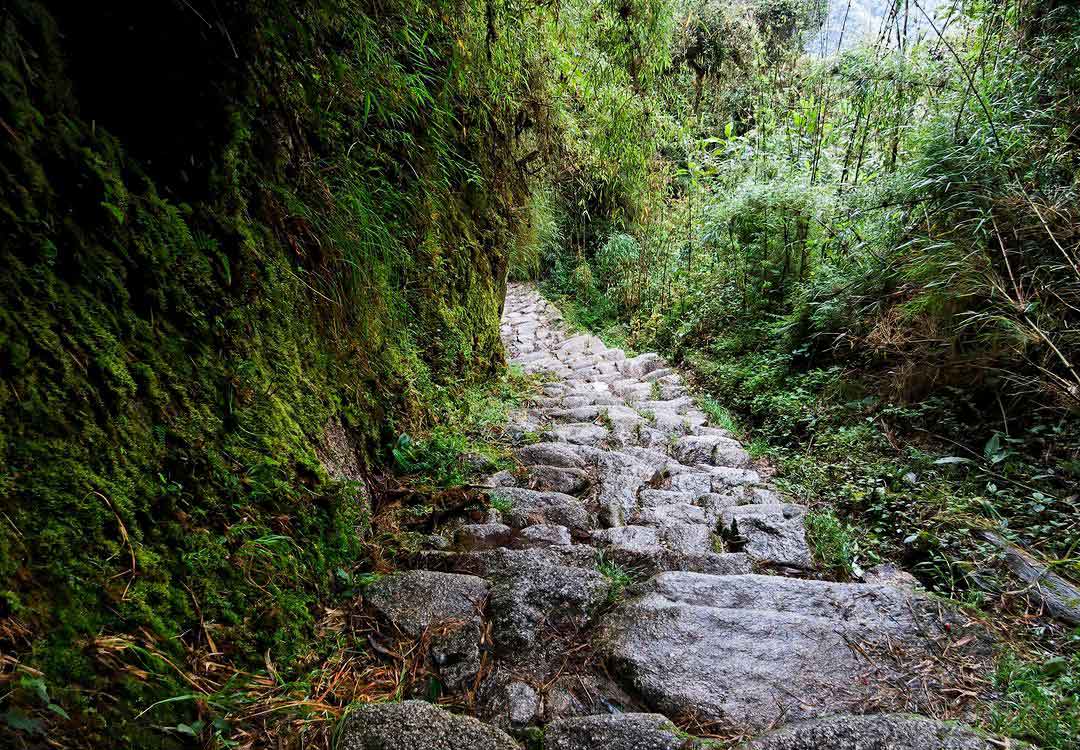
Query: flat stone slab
721 503 812 569
515 442 598 469
606 548 752 577
337 700 519 750
365 570 489 636
457 523 513 550
520 523 573 547
600 572 984 732
484 549 610 663
545 713 696 750
521 464 590 494
739 714 1011 750
486 487 596 532
546 422 610 446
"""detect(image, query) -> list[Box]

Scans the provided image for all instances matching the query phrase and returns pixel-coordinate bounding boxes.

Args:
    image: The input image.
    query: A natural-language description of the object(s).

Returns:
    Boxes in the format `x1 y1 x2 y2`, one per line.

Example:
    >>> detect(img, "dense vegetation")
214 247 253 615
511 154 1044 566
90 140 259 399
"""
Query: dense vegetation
2 0 1078 747
528 0 1080 594
0 0 546 745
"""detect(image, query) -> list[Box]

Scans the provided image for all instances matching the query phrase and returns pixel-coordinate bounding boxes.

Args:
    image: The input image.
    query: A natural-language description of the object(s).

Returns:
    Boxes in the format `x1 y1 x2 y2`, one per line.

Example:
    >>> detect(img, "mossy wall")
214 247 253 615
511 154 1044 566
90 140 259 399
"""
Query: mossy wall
0 0 532 742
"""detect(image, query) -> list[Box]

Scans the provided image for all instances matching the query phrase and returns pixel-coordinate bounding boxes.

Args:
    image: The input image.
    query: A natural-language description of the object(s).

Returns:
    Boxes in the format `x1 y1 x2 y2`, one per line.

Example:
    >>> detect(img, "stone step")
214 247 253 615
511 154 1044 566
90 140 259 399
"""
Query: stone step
598 572 988 733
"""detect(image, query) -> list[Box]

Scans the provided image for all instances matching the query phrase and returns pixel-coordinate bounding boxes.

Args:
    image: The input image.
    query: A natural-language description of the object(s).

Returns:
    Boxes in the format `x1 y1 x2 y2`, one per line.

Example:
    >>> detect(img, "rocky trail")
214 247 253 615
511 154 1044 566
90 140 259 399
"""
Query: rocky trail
338 284 1008 749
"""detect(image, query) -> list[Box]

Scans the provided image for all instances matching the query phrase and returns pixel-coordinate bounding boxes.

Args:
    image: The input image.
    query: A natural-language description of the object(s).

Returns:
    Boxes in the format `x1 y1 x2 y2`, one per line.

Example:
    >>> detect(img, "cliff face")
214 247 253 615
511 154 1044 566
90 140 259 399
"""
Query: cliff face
0 1 530 742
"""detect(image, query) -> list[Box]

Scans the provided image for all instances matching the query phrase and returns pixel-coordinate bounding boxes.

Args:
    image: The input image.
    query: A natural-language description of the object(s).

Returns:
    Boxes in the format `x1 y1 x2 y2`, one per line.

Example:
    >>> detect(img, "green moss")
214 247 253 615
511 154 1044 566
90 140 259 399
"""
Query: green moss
0 0 538 744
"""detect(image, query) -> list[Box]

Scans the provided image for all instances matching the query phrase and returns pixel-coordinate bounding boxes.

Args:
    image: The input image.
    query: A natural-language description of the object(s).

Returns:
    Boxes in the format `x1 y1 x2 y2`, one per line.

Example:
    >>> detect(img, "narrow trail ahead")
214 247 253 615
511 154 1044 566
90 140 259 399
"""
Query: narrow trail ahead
337 284 1006 750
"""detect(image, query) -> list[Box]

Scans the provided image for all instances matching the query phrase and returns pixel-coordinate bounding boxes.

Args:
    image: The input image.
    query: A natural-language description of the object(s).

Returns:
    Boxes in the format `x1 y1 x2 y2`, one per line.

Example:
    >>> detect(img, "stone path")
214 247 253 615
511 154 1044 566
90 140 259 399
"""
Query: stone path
337 284 1006 749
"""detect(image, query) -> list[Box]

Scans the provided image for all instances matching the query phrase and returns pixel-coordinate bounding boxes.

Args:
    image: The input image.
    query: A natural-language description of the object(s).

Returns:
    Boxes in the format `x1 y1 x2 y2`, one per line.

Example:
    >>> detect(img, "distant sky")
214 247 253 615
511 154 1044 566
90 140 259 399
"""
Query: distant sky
805 0 947 55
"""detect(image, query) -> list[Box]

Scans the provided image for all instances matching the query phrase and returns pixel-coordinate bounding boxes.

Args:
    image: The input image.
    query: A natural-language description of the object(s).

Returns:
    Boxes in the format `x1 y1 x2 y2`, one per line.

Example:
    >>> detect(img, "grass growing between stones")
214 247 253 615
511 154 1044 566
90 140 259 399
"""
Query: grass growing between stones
596 554 634 604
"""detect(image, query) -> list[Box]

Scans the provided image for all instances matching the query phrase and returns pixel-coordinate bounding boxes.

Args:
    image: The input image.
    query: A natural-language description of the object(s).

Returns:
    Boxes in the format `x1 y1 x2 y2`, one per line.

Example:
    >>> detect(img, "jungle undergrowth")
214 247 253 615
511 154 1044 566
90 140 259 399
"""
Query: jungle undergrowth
541 288 1080 750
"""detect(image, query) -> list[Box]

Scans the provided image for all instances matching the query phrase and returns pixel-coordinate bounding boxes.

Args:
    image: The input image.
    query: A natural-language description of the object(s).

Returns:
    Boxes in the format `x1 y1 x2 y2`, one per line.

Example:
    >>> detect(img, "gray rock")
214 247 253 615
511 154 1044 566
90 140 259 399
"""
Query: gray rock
486 549 610 660
672 435 723 465
721 503 812 569
486 487 596 532
606 549 752 577
619 447 679 474
618 352 666 377
427 532 452 550
638 489 695 509
457 523 513 550
364 570 490 688
483 470 519 488
595 451 661 526
648 411 694 438
658 521 712 554
611 379 653 401
713 443 752 468
707 465 762 489
462 545 600 575
547 422 610 446
600 572 983 732
558 333 604 356
641 367 675 382
545 405 605 422
739 714 1008 750
667 472 714 495
748 486 782 504
863 563 921 590
658 384 687 400
541 674 640 722
365 570 488 637
515 442 597 469
632 503 708 526
521 464 590 494
520 524 572 547
521 357 565 374
592 525 660 552
545 713 696 750
336 700 519 750
697 492 740 520
479 669 542 728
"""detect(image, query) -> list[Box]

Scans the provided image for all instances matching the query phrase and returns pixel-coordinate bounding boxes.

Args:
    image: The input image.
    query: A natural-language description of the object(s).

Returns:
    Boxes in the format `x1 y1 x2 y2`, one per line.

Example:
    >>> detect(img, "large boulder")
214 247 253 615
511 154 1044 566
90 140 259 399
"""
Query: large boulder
336 700 519 750
739 714 1010 750
599 572 986 732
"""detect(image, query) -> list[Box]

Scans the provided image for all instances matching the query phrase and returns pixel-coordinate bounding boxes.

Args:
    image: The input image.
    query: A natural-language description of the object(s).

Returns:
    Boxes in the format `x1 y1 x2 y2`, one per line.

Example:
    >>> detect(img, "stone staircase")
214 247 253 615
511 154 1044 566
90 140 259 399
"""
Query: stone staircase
336 284 1007 750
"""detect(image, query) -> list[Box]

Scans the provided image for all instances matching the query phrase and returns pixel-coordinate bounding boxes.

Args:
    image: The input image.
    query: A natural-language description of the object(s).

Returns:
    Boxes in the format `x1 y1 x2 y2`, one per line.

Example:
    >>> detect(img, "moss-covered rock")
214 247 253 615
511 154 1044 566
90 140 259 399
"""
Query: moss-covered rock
0 0 537 743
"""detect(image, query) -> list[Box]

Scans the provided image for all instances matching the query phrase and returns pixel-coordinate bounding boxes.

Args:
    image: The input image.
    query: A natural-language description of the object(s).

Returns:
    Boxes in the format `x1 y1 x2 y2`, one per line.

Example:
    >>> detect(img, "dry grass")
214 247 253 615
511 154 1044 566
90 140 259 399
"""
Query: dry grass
842 601 993 723
84 603 493 749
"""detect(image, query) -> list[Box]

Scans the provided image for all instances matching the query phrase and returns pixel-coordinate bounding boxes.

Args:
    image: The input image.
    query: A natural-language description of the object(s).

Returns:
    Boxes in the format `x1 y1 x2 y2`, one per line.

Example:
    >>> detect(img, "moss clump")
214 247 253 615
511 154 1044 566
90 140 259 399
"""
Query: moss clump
0 0 538 744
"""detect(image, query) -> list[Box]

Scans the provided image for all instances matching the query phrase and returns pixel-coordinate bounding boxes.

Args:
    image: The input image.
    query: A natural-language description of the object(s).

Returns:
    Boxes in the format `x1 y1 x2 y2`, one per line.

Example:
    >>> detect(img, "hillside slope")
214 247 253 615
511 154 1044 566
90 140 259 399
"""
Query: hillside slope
0 1 535 744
